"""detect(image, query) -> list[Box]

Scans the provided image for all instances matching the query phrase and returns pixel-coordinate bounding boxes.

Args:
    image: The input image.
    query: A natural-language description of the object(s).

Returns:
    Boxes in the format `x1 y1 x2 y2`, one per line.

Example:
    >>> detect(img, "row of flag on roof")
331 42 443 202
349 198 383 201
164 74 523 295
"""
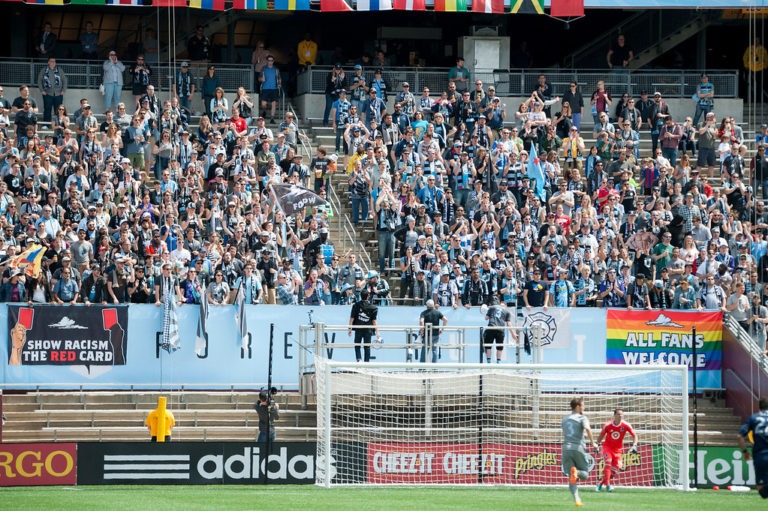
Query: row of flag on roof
12 0 585 16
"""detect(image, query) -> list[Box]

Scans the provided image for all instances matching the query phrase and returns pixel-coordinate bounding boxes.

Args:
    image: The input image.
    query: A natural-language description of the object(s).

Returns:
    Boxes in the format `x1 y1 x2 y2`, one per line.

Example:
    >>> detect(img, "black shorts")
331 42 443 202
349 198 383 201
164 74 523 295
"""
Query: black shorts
697 147 715 167
484 329 505 349
260 89 279 102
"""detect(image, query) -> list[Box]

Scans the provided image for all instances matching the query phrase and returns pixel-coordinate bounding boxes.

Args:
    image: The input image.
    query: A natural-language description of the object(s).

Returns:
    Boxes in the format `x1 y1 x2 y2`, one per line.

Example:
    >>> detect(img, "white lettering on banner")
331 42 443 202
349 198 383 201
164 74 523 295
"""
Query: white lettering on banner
625 333 704 349
685 449 755 486
25 340 62 350
622 351 707 367
197 447 320 480
442 452 505 475
63 340 110 351
372 452 435 474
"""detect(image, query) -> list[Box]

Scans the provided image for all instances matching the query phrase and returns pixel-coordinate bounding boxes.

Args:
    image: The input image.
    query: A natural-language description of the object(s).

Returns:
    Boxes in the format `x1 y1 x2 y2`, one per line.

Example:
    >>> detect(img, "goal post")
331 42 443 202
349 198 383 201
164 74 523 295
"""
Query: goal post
315 360 689 489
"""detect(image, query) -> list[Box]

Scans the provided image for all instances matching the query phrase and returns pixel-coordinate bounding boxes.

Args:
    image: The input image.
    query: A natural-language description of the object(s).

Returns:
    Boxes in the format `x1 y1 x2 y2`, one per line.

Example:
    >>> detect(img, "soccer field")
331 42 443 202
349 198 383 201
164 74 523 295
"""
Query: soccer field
0 485 756 511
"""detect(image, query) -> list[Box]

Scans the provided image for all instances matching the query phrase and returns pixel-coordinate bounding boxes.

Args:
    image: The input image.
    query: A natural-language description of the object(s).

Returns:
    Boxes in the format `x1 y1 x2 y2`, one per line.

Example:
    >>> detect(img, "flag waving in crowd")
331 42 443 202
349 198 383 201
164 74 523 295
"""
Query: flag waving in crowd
270 183 328 217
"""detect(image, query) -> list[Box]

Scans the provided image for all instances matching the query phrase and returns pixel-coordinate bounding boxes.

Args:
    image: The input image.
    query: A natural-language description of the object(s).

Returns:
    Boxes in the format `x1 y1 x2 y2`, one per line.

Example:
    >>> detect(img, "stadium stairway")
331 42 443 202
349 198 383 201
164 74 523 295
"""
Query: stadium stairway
1 390 316 443
0 389 740 446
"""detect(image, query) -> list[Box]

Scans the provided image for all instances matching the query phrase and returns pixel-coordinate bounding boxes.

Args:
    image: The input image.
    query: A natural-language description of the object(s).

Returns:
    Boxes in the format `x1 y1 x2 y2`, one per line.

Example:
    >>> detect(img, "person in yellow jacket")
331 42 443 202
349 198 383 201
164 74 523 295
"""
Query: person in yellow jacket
145 396 175 442
744 37 768 101
297 33 318 70
744 37 768 73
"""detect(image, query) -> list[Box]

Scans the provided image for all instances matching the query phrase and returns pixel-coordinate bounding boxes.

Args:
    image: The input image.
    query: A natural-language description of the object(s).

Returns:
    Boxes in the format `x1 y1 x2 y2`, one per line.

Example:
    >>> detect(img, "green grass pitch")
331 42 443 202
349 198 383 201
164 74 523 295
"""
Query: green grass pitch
0 485 757 510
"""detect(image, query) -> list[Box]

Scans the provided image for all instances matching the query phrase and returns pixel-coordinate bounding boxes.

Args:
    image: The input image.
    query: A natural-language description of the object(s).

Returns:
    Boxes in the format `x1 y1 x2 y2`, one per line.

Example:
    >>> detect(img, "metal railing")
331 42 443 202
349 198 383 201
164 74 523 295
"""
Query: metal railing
296 66 739 98
298 322 543 388
564 10 712 69
1 58 254 95
723 314 768 372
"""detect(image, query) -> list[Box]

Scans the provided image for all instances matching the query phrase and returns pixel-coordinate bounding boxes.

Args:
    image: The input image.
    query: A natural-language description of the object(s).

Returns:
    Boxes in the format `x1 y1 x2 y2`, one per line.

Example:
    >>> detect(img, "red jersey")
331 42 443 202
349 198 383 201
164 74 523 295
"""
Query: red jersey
600 420 636 452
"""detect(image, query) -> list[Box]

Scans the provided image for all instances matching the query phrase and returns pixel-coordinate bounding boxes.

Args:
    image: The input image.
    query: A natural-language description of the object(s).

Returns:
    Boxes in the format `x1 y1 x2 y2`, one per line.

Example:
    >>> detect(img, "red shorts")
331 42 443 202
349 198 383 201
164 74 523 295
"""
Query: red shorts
602 449 623 471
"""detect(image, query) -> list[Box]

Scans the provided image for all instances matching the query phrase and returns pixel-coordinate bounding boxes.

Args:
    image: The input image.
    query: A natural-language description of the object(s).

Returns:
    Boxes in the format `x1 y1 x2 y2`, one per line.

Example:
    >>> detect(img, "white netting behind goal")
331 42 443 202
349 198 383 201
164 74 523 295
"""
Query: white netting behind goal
315 360 688 488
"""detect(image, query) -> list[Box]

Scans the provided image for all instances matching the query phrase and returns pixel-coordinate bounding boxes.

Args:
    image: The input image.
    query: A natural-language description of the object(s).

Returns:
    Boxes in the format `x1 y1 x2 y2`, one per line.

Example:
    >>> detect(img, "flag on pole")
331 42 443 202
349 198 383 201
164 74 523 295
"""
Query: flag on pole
233 0 268 8
189 0 225 9
153 0 186 5
320 0 353 10
471 0 503 14
550 0 584 17
24 0 65 4
161 293 181 353
433 0 466 11
510 0 543 14
357 0 392 10
526 143 546 201
106 0 144 4
70 0 106 5
194 291 209 357
235 285 249 351
392 0 424 9
270 183 328 217
9 244 46 278
274 0 310 9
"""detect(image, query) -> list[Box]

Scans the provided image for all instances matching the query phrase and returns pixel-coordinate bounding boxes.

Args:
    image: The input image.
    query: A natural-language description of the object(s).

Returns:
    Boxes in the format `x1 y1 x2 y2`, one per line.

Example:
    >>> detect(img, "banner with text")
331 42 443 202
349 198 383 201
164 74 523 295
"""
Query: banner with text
605 310 723 389
7 305 128 369
365 442 654 485
0 443 77 487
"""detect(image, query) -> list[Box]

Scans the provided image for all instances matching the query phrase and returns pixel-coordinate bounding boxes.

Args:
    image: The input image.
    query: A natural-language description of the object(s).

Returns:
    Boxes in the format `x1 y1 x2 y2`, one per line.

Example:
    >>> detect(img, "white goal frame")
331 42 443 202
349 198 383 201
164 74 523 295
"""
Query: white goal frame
316 360 690 490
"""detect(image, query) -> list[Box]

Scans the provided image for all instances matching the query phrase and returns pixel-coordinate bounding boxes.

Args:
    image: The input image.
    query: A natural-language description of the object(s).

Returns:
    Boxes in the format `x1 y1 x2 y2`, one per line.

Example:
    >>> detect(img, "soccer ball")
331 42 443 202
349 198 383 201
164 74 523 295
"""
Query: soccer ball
480 304 489 315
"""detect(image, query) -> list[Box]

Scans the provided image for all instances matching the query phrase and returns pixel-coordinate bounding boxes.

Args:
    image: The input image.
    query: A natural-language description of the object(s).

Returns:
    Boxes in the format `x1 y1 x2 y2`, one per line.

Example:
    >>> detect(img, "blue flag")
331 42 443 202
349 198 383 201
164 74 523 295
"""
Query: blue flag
527 143 546 201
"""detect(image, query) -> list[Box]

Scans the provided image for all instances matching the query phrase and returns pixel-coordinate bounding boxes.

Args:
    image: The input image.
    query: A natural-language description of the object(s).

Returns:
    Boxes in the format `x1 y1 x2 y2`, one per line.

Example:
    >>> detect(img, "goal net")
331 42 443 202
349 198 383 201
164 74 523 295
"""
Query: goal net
315 360 689 489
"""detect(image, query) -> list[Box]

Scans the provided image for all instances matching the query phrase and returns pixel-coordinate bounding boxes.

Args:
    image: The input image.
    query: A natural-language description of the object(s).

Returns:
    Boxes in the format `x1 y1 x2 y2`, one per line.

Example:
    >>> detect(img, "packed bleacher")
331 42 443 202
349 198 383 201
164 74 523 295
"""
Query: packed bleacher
2 49 768 353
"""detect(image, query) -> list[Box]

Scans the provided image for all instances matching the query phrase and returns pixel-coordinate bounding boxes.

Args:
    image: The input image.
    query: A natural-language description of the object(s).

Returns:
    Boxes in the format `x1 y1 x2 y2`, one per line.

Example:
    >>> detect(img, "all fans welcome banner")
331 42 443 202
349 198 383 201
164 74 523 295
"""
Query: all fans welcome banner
605 310 723 389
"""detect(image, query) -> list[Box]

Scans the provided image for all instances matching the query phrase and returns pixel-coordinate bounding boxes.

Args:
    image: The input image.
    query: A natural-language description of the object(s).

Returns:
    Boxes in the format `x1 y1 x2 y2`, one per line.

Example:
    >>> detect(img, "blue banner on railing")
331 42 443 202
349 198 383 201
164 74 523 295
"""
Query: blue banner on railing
0 304 612 388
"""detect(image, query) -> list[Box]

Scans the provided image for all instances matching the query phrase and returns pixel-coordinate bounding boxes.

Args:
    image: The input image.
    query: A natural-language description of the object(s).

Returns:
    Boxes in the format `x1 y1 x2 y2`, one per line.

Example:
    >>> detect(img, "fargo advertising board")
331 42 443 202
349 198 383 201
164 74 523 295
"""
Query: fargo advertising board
0 443 77 486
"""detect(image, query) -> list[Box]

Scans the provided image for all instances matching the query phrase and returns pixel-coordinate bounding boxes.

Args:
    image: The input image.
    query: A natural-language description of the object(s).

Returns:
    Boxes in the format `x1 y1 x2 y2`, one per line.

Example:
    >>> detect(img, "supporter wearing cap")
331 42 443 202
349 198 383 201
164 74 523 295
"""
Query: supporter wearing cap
448 56 470 92
330 89 351 153
650 90 670 154
395 81 415 118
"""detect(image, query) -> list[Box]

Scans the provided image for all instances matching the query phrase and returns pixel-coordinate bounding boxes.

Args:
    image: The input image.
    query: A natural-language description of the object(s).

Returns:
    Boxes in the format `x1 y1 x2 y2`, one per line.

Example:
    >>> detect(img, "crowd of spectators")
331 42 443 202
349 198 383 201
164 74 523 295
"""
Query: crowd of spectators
321 65 768 348
0 40 348 308
4 26 768 350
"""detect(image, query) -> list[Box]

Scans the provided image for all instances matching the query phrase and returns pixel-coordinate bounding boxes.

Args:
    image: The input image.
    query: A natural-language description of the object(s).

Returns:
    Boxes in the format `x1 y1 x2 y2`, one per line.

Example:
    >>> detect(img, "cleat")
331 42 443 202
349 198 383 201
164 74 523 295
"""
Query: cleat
596 483 603 492
569 467 578 485
606 485 613 493
575 498 583 507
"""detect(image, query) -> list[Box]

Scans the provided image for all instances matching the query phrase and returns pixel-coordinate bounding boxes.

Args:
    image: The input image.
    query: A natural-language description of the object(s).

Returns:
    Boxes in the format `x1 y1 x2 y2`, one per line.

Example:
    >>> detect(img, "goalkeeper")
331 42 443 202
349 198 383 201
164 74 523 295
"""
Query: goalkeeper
596 408 638 492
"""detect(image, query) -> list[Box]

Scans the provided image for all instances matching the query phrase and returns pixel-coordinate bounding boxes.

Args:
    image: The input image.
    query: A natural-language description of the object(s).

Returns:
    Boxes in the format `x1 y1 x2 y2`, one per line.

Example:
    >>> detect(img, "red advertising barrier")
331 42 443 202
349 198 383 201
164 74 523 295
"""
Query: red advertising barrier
0 443 77 486
367 442 654 485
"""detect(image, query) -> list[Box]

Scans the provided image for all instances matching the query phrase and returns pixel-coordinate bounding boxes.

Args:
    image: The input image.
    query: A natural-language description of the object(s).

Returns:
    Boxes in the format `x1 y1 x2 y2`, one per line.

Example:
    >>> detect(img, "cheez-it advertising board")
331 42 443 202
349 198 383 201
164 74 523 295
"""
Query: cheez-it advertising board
0 443 77 486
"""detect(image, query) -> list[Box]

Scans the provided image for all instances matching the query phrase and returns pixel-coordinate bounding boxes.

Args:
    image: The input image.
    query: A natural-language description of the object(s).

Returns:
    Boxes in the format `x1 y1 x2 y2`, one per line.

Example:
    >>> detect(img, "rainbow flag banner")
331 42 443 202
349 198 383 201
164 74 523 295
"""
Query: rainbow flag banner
606 310 723 389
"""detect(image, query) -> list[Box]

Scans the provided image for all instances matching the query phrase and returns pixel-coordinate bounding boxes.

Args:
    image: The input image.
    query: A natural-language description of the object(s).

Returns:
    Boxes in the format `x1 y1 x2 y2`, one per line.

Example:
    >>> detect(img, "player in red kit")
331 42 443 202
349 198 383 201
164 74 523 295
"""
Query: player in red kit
596 409 638 492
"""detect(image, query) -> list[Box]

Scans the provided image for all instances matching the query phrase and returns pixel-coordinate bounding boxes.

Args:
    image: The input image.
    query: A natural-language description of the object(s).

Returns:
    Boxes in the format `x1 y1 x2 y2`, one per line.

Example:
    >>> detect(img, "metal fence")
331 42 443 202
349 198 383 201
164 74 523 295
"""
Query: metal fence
297 66 740 99
1 58 255 94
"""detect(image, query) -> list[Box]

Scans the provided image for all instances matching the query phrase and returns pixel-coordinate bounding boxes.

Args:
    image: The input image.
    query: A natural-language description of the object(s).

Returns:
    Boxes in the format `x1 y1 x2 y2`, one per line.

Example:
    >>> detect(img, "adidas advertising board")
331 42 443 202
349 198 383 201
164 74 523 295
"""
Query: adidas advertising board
77 442 366 485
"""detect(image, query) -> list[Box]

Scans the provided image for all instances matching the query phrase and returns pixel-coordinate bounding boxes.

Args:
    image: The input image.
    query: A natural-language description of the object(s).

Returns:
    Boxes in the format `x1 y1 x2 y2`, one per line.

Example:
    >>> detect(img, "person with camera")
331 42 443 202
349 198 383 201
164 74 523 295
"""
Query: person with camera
107 256 133 304
130 55 152 110
349 289 379 363
254 389 280 443
128 265 153 303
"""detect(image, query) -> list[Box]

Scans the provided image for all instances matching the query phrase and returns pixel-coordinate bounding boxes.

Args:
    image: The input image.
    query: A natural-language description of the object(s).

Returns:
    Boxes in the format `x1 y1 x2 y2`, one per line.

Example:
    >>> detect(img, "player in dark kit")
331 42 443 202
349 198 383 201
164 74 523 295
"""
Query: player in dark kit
738 397 768 498
483 303 516 364
348 289 379 362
